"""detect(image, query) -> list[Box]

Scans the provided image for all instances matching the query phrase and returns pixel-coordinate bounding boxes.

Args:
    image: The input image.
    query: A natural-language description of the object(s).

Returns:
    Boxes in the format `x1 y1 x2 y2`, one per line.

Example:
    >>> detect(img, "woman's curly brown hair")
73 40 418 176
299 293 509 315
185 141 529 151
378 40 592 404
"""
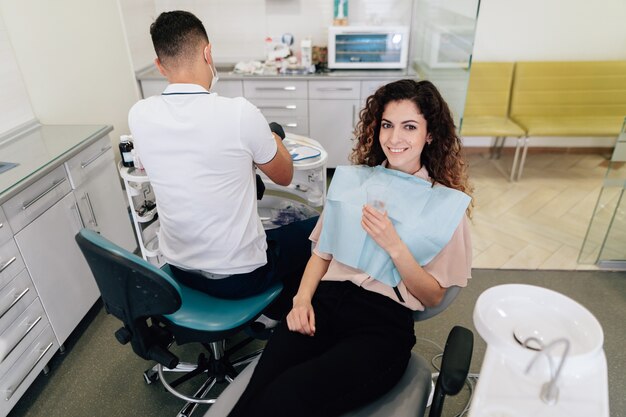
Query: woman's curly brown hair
350 79 473 212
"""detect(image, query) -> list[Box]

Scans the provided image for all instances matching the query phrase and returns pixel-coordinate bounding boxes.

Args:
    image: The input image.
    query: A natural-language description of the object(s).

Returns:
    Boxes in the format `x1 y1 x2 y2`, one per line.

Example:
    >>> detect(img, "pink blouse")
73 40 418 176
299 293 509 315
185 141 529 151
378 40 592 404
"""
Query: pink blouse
310 165 472 311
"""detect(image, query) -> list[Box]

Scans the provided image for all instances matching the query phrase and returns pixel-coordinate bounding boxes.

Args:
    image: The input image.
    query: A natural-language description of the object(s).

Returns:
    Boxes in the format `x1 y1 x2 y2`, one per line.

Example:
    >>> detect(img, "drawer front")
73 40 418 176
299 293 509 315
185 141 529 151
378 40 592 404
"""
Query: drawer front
0 239 26 292
0 270 37 331
0 209 11 246
2 165 70 233
360 79 393 101
0 324 56 413
243 80 308 99
248 99 308 117
309 80 361 100
213 80 243 98
65 135 114 189
0 298 48 378
269 116 309 136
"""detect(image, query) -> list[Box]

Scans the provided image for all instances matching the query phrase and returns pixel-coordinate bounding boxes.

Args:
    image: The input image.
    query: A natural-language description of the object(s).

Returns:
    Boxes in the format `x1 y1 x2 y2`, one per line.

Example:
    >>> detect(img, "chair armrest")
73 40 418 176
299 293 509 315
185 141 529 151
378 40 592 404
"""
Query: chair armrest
429 325 474 417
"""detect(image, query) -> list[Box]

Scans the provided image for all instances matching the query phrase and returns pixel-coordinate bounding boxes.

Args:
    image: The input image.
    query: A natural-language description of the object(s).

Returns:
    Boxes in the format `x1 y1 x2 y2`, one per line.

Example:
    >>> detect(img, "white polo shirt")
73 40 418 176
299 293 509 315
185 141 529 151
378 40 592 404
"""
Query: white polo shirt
128 83 277 274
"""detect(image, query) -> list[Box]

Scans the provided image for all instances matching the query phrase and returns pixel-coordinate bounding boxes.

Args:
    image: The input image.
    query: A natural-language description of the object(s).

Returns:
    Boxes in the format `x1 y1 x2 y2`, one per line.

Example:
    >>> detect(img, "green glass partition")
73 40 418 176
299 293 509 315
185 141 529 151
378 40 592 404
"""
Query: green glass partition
409 0 481 127
579 118 626 268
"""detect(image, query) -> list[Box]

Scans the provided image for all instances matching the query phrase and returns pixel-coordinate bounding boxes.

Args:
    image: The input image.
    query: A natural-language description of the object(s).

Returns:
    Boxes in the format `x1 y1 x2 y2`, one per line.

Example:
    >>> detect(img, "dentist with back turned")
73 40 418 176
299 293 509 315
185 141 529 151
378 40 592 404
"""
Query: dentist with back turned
128 10 317 329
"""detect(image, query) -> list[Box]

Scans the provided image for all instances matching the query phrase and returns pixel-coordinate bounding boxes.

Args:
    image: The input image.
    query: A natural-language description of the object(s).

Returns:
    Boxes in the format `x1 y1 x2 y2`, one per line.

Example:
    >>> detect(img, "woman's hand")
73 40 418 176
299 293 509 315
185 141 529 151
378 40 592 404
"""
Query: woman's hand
286 295 316 336
361 204 403 256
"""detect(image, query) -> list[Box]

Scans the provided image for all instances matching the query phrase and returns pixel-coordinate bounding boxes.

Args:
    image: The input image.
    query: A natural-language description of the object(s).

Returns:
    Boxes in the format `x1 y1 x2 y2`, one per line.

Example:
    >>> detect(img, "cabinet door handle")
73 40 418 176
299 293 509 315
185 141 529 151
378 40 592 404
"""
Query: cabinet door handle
5 341 54 401
0 257 16 274
1 315 43 363
257 105 297 110
0 287 29 319
256 86 297 91
22 178 67 210
316 87 354 92
352 104 356 127
80 145 112 169
71 201 85 229
285 123 298 128
83 193 98 227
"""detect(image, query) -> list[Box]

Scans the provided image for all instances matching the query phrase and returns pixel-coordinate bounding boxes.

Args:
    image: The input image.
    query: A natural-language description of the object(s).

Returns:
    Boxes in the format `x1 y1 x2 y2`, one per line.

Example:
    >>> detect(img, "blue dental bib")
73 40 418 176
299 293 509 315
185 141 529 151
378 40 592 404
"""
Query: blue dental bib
318 165 470 287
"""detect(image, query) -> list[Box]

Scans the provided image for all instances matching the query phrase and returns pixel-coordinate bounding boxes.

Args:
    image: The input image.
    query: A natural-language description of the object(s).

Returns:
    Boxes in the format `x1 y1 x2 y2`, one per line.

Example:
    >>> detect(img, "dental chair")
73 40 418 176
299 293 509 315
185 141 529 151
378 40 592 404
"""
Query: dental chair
75 228 282 417
204 286 473 417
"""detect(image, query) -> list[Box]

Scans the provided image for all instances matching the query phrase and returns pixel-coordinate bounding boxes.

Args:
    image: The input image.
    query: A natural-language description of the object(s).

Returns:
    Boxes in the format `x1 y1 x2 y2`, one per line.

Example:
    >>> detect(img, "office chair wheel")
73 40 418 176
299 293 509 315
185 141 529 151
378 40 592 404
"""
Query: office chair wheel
144 368 160 384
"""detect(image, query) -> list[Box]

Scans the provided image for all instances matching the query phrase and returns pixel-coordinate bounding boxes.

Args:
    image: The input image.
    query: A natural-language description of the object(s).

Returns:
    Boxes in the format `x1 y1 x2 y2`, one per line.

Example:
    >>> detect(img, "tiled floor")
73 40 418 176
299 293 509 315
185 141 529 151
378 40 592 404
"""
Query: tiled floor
467 150 621 270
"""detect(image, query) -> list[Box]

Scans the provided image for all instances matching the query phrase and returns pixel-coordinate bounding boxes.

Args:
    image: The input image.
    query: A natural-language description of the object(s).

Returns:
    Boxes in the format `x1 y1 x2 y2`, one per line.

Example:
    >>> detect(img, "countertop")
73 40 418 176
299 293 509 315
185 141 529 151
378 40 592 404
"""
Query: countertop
136 65 417 82
0 123 112 204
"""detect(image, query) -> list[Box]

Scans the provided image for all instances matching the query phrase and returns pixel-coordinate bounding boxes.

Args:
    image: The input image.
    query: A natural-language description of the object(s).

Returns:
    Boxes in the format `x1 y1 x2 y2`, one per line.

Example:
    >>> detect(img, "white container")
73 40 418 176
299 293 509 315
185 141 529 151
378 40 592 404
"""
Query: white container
301 39 312 69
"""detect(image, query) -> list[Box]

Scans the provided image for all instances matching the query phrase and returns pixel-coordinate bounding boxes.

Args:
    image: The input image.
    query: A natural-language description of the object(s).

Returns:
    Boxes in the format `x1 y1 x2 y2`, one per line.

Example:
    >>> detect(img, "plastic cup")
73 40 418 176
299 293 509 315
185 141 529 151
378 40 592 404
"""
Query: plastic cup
366 184 387 212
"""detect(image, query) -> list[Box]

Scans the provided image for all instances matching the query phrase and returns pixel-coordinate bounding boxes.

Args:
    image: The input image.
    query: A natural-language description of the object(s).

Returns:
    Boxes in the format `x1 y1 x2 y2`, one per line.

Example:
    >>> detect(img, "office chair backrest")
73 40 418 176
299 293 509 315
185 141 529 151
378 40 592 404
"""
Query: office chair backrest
75 229 182 366
413 286 461 322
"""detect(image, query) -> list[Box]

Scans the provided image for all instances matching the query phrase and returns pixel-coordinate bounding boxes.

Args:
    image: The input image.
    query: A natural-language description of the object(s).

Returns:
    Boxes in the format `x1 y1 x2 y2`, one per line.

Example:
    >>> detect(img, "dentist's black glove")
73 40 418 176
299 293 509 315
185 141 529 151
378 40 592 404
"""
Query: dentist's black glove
255 174 266 200
269 122 285 140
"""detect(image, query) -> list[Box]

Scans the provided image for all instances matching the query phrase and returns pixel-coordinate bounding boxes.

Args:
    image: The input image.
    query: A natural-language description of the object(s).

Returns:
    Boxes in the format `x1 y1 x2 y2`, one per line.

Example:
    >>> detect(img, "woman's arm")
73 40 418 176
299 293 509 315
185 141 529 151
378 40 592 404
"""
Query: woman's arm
361 205 445 307
286 253 331 336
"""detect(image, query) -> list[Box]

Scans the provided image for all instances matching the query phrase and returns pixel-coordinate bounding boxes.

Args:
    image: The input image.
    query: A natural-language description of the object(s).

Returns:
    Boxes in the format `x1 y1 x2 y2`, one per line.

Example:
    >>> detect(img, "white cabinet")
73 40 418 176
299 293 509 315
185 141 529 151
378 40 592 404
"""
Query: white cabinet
64 136 136 252
309 80 361 168
14 192 98 346
244 80 309 136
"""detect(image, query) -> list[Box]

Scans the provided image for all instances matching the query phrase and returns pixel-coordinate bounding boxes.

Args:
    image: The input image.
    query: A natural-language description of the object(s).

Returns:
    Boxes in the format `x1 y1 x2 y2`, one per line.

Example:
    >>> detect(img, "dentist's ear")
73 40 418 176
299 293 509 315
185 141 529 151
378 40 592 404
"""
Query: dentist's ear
203 45 209 63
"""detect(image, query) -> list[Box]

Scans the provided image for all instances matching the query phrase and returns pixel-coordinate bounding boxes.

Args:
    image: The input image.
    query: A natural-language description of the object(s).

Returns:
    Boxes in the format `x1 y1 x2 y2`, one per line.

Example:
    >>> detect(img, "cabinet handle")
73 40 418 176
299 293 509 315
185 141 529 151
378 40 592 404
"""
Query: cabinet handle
22 178 67 210
0 257 16 274
285 123 298 128
257 105 297 110
71 201 85 229
5 341 54 401
0 287 29 320
0 223 3 229
1 315 43 363
316 87 354 92
256 86 297 91
80 145 112 169
352 104 356 127
83 193 98 227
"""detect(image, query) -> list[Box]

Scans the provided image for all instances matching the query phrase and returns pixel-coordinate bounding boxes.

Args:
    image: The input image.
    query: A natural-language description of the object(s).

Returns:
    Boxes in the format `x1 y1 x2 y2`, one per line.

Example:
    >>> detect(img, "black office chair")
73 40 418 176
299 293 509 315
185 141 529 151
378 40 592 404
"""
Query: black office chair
75 228 282 417
204 286 473 417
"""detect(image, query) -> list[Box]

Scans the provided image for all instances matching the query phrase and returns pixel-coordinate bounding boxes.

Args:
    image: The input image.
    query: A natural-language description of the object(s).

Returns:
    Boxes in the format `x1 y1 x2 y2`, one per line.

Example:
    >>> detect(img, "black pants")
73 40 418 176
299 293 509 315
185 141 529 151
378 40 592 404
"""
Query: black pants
228 281 416 417
171 216 318 319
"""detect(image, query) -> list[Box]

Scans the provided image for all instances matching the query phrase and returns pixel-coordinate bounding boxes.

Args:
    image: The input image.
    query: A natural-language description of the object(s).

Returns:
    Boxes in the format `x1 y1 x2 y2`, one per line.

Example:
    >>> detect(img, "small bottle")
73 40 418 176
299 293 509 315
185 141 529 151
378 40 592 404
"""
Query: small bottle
119 135 134 168
131 149 144 171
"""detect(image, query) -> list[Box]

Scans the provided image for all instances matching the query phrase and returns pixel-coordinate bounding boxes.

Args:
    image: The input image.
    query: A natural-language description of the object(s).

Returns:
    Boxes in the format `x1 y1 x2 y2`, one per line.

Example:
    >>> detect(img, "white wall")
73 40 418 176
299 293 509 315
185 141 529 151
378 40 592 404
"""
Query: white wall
473 0 626 61
0 0 141 143
0 14 34 135
120 0 158 72
152 0 413 65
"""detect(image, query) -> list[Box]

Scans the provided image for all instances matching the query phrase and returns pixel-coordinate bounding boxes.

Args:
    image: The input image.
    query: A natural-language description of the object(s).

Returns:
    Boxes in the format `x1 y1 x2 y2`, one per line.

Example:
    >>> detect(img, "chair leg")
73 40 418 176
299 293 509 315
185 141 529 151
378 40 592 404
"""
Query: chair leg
176 376 217 417
516 137 530 181
510 137 523 182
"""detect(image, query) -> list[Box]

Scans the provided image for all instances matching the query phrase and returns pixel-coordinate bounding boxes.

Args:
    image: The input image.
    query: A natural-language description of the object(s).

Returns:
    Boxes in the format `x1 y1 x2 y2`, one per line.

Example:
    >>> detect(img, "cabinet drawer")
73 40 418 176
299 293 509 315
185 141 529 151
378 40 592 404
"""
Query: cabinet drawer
0 324 56 413
248 99 308 117
0 270 37 331
2 165 70 233
243 80 308 99
269 116 309 136
213 80 243 98
309 80 361 100
0 239 26 291
0 209 11 246
65 135 114 189
360 79 393 101
0 298 48 378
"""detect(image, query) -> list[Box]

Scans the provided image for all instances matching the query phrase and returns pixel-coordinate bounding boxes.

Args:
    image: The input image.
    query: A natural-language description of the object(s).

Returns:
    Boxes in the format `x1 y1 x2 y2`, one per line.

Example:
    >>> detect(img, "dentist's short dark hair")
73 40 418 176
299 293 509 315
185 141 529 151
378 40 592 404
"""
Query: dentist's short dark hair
150 10 209 65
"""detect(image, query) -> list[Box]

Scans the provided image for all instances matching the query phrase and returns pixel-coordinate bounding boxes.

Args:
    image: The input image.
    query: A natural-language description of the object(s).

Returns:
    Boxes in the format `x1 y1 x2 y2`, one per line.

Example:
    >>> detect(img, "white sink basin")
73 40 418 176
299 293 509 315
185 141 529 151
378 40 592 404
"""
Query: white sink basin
473 284 604 375
470 284 609 417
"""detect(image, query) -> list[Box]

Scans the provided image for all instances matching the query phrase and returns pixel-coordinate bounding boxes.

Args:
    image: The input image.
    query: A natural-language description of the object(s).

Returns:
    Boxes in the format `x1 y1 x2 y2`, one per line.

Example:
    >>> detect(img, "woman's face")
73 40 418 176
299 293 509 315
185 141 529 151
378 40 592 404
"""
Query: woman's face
379 99 430 175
